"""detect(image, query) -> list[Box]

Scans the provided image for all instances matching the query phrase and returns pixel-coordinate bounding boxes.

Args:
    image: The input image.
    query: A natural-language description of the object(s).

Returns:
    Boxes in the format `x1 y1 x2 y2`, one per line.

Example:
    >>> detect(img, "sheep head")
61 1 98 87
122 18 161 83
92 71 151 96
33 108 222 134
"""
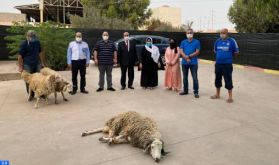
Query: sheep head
144 138 169 163
61 79 72 92
21 70 31 84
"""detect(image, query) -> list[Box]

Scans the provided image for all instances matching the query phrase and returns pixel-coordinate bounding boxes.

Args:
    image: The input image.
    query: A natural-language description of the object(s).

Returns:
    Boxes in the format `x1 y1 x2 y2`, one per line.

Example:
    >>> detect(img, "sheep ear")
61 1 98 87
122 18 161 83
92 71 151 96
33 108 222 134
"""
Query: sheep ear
161 140 170 156
161 148 170 156
143 144 151 154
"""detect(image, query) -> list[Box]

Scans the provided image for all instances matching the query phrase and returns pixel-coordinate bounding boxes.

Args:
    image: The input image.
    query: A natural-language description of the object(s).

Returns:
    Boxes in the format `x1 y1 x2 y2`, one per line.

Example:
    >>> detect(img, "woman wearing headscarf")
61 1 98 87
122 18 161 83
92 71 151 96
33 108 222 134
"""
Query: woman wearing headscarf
164 38 182 91
139 37 160 89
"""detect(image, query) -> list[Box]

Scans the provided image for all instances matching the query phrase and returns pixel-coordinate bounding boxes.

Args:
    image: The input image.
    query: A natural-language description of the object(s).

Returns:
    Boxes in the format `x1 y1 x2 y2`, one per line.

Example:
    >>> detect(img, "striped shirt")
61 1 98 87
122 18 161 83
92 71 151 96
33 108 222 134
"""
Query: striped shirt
94 40 116 65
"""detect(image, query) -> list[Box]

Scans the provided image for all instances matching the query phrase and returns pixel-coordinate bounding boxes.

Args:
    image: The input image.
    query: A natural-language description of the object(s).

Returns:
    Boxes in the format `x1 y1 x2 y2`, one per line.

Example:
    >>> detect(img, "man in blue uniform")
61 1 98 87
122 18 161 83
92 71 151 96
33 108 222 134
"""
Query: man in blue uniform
211 28 239 103
180 28 201 98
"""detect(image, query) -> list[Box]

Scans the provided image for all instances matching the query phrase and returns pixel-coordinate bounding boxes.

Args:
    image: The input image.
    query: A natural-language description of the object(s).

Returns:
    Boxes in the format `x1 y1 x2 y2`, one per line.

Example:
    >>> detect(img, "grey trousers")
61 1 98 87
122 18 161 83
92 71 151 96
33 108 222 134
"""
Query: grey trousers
98 65 113 88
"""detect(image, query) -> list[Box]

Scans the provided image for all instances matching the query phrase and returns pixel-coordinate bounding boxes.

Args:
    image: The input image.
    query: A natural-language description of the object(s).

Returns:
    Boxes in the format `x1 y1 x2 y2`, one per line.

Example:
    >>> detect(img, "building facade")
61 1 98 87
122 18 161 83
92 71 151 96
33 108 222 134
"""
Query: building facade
151 5 182 27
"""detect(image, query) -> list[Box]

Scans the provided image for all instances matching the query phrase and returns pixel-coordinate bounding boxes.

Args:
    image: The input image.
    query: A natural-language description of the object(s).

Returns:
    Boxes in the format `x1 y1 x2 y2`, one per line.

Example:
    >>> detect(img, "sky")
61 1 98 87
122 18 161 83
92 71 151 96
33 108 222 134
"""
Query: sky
0 0 235 30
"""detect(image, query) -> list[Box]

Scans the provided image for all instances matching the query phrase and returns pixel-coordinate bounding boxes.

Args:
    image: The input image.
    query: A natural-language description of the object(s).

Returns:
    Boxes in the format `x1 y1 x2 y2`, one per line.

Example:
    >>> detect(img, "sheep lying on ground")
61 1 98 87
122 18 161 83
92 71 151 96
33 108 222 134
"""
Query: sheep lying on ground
81 111 169 163
21 70 56 108
40 67 72 104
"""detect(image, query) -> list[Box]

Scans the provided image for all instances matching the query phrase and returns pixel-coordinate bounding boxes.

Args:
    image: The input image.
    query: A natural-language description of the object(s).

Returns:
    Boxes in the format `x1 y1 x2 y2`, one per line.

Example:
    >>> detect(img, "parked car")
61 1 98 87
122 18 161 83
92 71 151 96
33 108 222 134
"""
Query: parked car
115 35 170 70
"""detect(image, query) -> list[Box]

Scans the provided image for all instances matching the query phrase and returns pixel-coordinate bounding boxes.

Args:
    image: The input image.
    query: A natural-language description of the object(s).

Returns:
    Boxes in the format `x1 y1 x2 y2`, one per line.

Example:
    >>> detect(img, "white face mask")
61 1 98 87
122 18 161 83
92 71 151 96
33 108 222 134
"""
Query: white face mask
220 34 227 39
76 37 82 42
103 35 109 41
124 36 129 41
187 34 193 39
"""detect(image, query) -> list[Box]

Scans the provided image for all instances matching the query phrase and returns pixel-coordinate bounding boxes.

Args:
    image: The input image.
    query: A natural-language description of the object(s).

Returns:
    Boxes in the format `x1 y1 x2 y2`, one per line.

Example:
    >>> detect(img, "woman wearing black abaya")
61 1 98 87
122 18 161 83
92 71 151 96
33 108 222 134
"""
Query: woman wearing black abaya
139 37 161 89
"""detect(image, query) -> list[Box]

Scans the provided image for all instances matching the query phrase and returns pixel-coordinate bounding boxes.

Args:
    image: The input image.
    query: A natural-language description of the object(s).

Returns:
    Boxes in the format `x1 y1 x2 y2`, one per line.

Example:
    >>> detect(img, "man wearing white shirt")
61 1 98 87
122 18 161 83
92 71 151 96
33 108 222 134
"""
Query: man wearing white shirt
67 32 90 95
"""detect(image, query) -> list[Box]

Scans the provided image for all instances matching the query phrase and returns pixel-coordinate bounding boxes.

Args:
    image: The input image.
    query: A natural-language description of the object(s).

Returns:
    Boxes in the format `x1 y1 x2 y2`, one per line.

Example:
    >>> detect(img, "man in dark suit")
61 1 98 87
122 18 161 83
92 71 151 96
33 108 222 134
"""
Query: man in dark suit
118 32 138 90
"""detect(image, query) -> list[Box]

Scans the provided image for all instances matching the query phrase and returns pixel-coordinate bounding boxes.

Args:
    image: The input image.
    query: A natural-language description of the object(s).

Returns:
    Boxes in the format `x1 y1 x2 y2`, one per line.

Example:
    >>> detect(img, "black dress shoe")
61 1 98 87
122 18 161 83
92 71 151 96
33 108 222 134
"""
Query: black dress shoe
81 90 89 94
179 91 188 95
107 87 116 91
194 94 199 98
128 86 134 89
121 86 126 90
96 88 104 92
69 90 77 95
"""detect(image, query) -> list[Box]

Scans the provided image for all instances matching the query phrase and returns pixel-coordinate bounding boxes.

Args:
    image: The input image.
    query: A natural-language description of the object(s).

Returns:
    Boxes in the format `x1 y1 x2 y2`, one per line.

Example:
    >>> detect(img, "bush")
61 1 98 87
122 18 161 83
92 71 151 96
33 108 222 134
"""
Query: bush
5 22 75 70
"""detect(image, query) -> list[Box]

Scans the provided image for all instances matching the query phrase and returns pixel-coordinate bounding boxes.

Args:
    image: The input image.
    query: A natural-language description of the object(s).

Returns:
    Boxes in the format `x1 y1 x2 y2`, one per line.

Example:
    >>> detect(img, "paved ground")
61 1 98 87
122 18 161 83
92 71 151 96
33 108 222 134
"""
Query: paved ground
0 62 279 165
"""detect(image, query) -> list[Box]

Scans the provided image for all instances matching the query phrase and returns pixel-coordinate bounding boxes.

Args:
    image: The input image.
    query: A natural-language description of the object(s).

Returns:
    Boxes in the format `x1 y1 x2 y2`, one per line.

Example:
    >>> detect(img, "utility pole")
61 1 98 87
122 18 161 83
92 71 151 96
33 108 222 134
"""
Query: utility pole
208 17 210 31
211 9 215 31
39 0 44 23
199 17 202 32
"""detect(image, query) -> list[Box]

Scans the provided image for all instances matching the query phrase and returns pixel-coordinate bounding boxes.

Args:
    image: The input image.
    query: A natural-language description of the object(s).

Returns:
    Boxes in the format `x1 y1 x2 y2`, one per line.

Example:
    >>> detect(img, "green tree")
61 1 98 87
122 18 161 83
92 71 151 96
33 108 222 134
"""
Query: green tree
228 0 279 33
81 0 152 29
70 7 133 29
5 22 75 70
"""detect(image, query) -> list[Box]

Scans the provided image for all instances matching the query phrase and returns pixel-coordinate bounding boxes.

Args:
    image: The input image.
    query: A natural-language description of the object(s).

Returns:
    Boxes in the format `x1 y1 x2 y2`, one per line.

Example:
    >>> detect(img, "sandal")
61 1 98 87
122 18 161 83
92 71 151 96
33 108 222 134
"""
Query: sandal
227 99 234 103
210 95 220 99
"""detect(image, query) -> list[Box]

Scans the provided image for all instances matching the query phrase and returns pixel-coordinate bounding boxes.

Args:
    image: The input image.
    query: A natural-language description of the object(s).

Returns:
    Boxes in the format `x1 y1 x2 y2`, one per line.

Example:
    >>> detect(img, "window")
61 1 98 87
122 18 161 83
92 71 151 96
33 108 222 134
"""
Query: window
152 38 162 44
135 37 147 45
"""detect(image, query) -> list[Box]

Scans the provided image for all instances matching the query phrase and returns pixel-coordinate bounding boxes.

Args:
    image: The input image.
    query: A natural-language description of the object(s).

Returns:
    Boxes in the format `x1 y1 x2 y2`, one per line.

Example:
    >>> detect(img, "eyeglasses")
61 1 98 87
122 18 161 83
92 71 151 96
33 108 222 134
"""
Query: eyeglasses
124 35 129 37
186 32 193 34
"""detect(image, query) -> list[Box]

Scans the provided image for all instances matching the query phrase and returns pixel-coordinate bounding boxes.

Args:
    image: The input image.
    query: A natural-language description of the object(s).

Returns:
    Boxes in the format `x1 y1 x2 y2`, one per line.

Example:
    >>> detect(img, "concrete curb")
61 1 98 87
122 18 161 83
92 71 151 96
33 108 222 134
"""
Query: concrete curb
0 73 21 81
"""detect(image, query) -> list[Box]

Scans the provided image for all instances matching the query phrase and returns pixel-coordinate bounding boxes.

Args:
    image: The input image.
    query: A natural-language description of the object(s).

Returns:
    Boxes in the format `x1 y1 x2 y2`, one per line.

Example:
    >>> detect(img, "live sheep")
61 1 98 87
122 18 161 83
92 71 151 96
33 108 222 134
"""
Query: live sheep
40 67 71 104
21 71 56 109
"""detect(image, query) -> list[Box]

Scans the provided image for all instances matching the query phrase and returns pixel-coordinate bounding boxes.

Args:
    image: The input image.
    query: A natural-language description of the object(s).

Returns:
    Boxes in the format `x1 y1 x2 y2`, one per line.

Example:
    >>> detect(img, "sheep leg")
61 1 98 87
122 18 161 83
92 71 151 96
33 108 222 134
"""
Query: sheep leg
28 87 33 101
61 92 68 102
99 129 117 143
54 92 58 104
45 96 49 105
108 130 115 138
109 135 129 145
81 126 109 137
34 96 40 109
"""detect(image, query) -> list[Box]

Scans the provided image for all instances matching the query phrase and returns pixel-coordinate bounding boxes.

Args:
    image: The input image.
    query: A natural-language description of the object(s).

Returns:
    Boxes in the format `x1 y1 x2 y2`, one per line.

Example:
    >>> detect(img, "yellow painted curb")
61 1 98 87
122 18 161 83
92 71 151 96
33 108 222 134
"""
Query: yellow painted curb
233 64 245 70
264 69 279 75
199 59 214 64
198 59 278 76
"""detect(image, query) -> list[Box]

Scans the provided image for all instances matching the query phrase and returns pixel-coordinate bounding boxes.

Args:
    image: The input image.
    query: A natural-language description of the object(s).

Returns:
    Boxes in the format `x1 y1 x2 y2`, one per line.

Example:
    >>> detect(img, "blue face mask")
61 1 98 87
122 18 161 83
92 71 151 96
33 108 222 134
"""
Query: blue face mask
146 42 152 47
28 36 37 43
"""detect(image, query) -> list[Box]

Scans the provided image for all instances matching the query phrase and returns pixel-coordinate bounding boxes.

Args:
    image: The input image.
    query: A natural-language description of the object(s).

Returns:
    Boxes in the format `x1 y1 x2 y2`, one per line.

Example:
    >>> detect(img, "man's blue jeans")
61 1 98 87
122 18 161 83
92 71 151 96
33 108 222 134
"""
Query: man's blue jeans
181 64 199 94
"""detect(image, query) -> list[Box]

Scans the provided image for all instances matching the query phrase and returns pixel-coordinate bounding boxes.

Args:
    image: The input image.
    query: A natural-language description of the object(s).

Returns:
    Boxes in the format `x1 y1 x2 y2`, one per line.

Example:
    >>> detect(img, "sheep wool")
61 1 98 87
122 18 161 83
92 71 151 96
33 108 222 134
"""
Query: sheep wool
40 67 71 103
21 71 56 108
104 111 162 149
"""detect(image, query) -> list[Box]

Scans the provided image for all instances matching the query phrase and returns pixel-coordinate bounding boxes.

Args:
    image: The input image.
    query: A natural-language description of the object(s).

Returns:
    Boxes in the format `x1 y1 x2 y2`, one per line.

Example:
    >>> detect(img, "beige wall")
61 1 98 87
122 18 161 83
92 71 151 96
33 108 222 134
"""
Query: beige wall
0 13 26 25
151 6 182 27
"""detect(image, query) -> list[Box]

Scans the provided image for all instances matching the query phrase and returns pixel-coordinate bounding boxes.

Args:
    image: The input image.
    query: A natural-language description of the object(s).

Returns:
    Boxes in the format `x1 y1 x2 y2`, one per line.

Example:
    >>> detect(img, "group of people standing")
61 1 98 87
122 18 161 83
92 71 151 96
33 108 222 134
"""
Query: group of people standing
18 28 239 103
